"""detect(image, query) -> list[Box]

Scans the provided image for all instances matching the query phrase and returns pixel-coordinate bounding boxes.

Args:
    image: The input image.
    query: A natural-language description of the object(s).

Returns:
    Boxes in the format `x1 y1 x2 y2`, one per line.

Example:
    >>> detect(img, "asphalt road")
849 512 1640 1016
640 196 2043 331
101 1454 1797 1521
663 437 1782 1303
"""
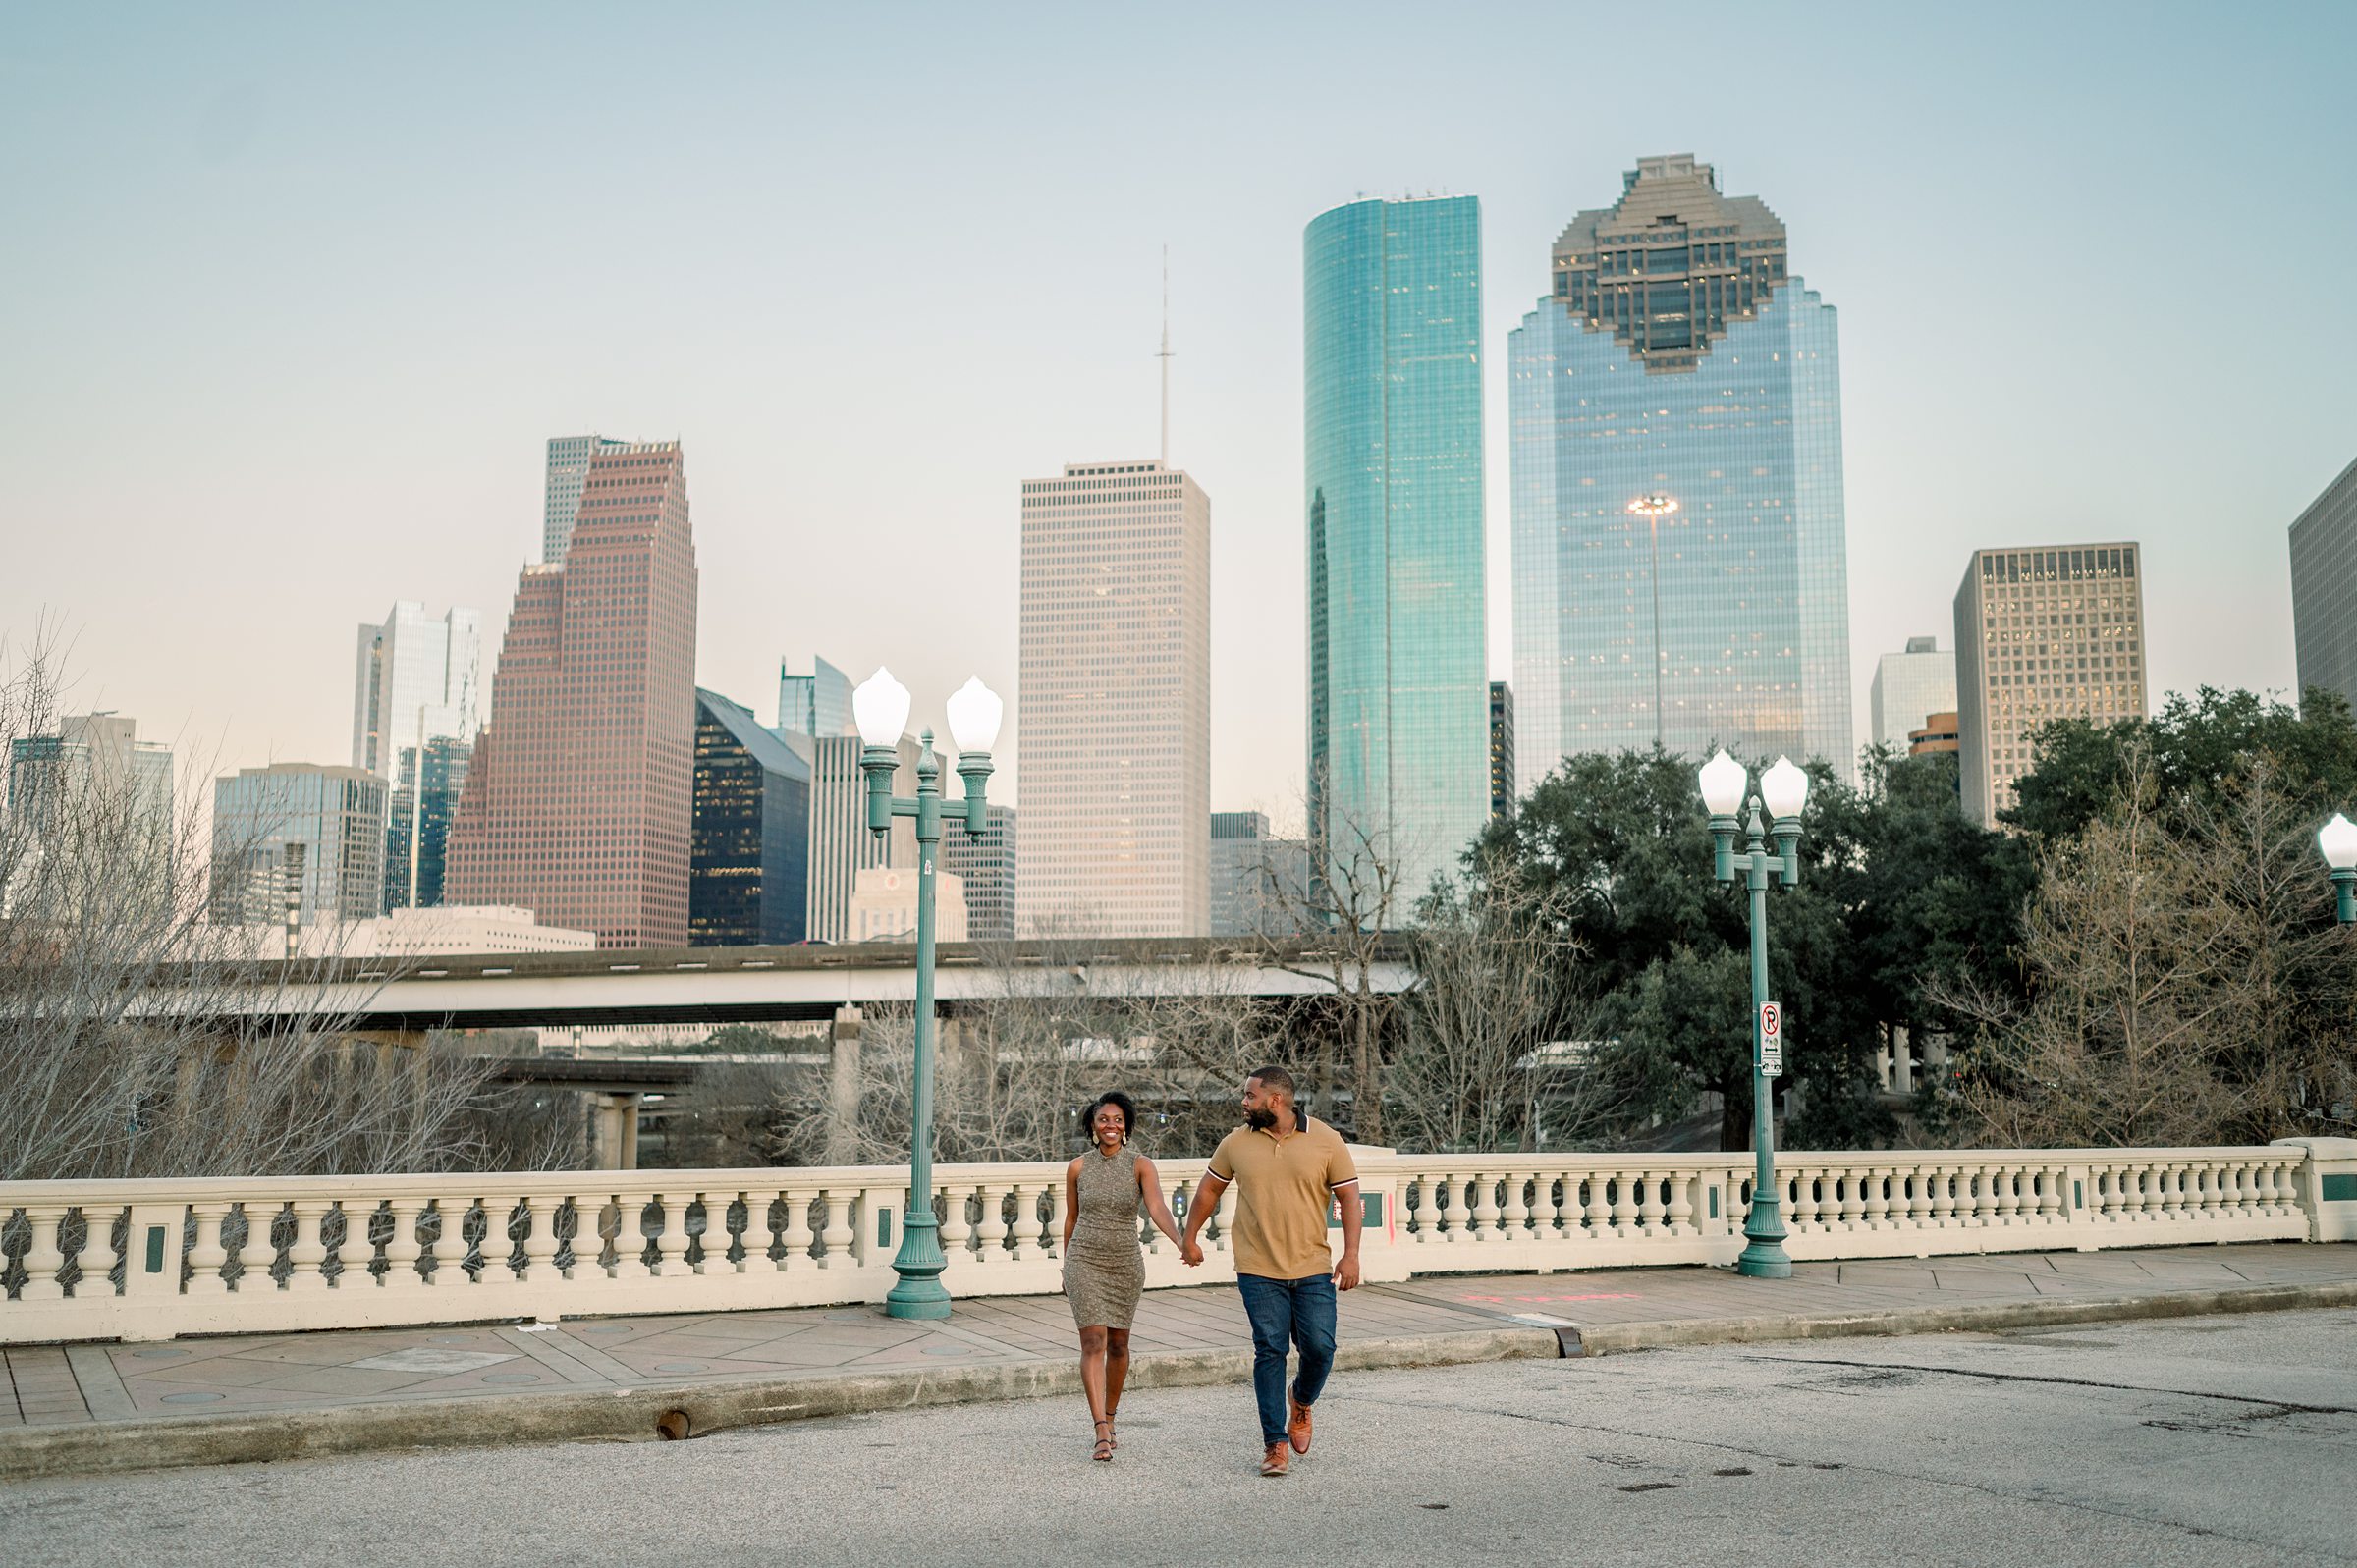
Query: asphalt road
7 1309 2356 1567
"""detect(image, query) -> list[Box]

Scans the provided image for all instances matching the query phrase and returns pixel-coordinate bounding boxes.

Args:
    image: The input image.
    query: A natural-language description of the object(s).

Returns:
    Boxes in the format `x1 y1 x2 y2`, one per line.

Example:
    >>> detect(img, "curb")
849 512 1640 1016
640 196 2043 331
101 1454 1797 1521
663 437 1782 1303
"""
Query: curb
0 1325 1558 1483
1559 1279 2357 1356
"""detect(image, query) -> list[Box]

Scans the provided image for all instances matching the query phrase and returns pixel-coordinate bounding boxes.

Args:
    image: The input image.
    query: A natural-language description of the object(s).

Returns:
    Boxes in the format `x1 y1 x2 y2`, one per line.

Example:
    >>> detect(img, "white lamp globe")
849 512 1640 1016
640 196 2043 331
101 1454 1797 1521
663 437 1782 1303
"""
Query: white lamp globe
1699 749 1748 817
852 667 912 748
2320 813 2357 871
946 676 1004 754
1761 756 1810 821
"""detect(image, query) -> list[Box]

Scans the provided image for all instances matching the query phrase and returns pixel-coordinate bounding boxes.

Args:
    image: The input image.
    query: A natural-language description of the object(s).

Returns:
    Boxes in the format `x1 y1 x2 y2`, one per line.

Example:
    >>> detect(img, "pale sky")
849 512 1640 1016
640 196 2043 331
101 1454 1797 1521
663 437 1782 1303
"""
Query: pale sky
4 3 2352 833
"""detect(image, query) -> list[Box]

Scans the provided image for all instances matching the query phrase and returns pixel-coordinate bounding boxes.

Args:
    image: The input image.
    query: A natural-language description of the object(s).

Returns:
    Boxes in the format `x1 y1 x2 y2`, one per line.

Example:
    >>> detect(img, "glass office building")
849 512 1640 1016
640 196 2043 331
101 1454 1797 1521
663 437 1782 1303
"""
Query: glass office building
1509 156 1851 788
1305 195 1489 901
382 733 471 912
690 689 812 946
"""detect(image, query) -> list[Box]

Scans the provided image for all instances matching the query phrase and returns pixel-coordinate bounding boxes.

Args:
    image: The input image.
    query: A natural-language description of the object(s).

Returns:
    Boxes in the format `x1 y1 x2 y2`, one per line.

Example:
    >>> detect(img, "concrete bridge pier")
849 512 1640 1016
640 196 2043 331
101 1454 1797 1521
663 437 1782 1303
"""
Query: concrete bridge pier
825 1006 862 1164
586 1094 641 1170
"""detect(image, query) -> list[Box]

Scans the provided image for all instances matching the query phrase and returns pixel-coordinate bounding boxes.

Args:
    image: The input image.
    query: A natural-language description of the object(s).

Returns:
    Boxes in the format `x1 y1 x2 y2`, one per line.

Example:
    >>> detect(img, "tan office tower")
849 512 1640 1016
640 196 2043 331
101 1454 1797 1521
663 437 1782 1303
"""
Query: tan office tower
448 441 697 946
1017 459 1210 936
1953 542 2147 827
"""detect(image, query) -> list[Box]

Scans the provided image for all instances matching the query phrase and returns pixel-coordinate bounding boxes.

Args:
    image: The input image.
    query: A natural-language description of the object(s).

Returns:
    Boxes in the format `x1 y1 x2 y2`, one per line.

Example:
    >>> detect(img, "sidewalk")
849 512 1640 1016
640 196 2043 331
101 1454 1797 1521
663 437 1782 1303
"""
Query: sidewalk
7 1242 2355 1480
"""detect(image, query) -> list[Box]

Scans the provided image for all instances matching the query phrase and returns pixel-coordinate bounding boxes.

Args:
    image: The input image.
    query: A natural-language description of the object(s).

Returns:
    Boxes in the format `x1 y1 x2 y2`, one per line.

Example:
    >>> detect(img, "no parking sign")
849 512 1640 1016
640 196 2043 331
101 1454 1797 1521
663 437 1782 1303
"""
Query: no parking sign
1758 1000 1783 1078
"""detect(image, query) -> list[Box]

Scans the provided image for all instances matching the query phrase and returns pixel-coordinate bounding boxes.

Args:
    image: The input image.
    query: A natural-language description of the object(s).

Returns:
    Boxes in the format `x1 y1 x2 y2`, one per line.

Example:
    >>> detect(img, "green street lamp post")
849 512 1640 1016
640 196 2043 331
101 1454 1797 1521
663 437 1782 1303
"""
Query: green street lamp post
2319 813 2357 923
852 667 1004 1321
1699 748 1811 1280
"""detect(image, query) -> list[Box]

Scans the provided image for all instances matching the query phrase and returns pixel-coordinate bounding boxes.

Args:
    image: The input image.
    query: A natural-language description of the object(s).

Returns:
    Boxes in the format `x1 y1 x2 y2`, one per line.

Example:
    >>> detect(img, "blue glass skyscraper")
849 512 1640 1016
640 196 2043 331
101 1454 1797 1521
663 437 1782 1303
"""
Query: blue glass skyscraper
1509 156 1851 789
1305 195 1488 903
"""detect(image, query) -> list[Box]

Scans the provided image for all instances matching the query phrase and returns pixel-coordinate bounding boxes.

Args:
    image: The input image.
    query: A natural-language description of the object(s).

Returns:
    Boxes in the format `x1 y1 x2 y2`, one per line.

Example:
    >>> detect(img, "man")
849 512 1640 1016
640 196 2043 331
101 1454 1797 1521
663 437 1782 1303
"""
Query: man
1181 1065 1361 1477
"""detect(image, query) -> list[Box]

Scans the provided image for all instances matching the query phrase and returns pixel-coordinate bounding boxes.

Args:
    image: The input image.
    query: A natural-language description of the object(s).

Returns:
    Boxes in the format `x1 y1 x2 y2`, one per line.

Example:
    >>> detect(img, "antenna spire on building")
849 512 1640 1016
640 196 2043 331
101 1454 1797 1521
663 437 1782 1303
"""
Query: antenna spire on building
1157 244 1173 465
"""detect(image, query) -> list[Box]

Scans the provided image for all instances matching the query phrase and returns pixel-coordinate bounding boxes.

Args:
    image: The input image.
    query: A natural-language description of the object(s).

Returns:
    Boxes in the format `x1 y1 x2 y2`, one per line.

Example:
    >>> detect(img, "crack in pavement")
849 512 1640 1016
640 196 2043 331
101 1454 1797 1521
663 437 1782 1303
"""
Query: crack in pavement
1741 1352 2357 1415
1324 1388 2357 1563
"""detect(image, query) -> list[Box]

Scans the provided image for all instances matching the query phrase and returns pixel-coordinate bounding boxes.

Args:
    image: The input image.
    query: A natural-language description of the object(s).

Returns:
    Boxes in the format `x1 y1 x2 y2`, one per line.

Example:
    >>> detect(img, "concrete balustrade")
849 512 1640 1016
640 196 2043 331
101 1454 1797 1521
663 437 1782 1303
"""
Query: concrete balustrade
1 1140 2346 1347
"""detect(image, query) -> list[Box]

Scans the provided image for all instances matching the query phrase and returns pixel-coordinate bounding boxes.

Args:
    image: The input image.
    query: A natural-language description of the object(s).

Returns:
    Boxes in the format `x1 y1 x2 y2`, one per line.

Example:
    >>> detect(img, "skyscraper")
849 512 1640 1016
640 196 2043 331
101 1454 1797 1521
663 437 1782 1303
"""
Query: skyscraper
1509 155 1851 786
942 803 1017 944
9 712 173 836
351 602 479 781
543 433 629 565
448 440 698 946
1304 194 1489 901
210 763 389 928
382 733 470 911
803 731 920 944
2289 455 2357 710
1953 543 2147 827
690 689 813 946
1018 459 1211 937
1488 681 1516 822
1208 810 1312 939
777 656 856 740
1869 636 1959 750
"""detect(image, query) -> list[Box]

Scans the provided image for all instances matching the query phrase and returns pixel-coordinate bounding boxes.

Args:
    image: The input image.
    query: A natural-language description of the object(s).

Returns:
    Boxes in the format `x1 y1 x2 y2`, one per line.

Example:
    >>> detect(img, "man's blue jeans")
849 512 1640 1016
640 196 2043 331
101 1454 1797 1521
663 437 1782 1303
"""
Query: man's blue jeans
1236 1271 1337 1446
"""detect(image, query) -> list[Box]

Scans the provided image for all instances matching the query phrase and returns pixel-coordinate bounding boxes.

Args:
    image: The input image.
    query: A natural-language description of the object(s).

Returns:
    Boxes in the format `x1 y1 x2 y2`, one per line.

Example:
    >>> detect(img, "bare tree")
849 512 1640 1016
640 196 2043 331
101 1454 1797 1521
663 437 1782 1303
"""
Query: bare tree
0 624 557 1181
1391 855 1628 1153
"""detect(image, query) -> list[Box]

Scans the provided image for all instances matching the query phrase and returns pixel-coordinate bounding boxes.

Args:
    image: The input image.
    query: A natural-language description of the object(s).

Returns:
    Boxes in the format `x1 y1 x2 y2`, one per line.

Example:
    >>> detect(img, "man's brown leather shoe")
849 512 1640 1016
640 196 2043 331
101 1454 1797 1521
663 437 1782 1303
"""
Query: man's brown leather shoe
1288 1399 1314 1455
1260 1441 1289 1477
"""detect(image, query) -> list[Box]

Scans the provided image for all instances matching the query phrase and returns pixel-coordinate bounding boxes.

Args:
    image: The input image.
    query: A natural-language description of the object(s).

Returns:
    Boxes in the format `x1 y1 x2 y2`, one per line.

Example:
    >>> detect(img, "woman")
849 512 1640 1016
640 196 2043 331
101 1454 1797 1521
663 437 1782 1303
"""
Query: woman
1062 1089 1184 1462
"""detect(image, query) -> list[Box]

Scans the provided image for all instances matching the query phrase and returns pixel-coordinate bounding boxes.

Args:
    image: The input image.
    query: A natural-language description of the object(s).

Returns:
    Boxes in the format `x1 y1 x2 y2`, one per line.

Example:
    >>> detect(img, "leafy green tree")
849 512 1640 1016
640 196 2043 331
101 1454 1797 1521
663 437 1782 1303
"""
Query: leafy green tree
1471 745 2026 1150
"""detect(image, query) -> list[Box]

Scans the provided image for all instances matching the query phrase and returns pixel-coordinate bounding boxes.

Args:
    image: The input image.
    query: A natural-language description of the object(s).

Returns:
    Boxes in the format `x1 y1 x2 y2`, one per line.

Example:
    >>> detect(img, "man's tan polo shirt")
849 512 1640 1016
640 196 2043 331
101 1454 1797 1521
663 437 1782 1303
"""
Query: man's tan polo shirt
1206 1115 1358 1280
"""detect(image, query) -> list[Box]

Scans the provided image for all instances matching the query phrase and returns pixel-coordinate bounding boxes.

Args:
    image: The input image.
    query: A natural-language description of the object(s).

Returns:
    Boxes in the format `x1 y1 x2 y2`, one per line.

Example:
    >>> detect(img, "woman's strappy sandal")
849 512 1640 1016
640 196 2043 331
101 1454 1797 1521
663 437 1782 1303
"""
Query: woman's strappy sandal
1092 1419 1115 1462
1104 1405 1118 1450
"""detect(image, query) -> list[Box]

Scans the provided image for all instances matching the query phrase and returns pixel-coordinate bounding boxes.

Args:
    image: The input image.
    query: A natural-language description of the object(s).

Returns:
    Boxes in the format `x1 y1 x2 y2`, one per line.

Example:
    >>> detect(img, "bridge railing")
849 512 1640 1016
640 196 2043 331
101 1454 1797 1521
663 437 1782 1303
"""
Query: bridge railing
2 1139 2349 1347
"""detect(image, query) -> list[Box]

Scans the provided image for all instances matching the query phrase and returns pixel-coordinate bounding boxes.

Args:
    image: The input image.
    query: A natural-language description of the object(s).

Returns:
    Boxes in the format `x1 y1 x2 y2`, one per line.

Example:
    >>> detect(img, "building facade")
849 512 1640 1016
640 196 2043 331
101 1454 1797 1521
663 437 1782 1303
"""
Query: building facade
690 688 813 946
543 433 630 566
1908 712 1961 756
210 762 389 928
1509 155 1851 787
2289 455 2357 711
804 732 919 944
9 712 173 835
1209 810 1313 939
382 733 470 911
1017 459 1211 937
351 602 480 781
1869 635 1959 750
847 865 969 945
1488 681 1516 821
448 440 698 946
1304 194 1489 901
777 656 855 740
1952 543 2147 827
942 803 1016 944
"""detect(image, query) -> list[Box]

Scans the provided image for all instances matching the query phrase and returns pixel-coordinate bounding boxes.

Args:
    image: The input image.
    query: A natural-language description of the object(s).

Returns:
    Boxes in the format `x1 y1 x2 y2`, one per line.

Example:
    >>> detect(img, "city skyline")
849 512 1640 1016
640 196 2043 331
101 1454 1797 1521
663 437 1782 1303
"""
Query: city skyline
3 7 2349 832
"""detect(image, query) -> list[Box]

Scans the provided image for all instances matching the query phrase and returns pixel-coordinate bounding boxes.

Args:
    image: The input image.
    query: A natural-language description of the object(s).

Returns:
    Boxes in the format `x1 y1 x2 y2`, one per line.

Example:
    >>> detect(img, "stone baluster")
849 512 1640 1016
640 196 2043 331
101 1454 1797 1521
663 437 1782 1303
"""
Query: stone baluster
699 1193 740 1276
2218 1162 2245 1217
286 1199 334 1293
819 1190 856 1269
608 1192 652 1279
1664 1170 1694 1236
781 1190 816 1269
937 1185 973 1262
1432 1173 1467 1242
2039 1165 2068 1226
1831 1168 1861 1233
1607 1172 1639 1239
66 1209 114 1297
185 1202 234 1294
1401 1177 1432 1243
236 1202 280 1293
973 1181 1010 1262
1022 1181 1056 1260
1531 1172 1563 1237
1582 1172 1612 1240
1864 1167 1895 1231
1634 1170 1664 1238
1781 1170 1814 1235
1213 1179 1239 1252
2266 1159 2296 1217
1469 1172 1503 1241
638 1194 683 1277
1499 1174 1532 1240
381 1199 427 1287
337 1202 379 1289
742 1191 781 1271
520 1195 562 1282
16 1206 70 1302
427 1200 472 1288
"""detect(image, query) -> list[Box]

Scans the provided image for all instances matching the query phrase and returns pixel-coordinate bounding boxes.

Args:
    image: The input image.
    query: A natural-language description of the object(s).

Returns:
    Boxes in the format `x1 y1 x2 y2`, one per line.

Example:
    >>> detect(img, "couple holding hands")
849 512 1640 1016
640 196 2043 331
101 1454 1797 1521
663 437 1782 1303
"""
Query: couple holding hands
1059 1065 1361 1478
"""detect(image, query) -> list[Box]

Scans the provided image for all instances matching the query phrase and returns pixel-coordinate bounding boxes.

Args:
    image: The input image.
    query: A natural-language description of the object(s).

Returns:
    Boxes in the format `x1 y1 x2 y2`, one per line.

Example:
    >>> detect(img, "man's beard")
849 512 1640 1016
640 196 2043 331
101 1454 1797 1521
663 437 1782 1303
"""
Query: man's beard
1244 1107 1277 1131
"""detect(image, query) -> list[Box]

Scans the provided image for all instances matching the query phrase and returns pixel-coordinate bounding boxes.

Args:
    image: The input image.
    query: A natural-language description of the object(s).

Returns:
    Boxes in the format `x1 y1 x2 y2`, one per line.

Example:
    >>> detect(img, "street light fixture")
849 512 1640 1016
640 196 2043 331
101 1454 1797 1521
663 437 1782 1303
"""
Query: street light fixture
1701 747 1808 1280
854 665 1002 1320
1627 494 1679 749
2319 812 2357 924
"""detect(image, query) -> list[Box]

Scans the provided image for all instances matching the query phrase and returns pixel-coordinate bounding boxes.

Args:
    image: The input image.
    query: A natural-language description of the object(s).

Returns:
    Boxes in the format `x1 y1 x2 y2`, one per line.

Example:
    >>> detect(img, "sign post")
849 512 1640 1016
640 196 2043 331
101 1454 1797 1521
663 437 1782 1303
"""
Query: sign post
1758 1000 1783 1078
